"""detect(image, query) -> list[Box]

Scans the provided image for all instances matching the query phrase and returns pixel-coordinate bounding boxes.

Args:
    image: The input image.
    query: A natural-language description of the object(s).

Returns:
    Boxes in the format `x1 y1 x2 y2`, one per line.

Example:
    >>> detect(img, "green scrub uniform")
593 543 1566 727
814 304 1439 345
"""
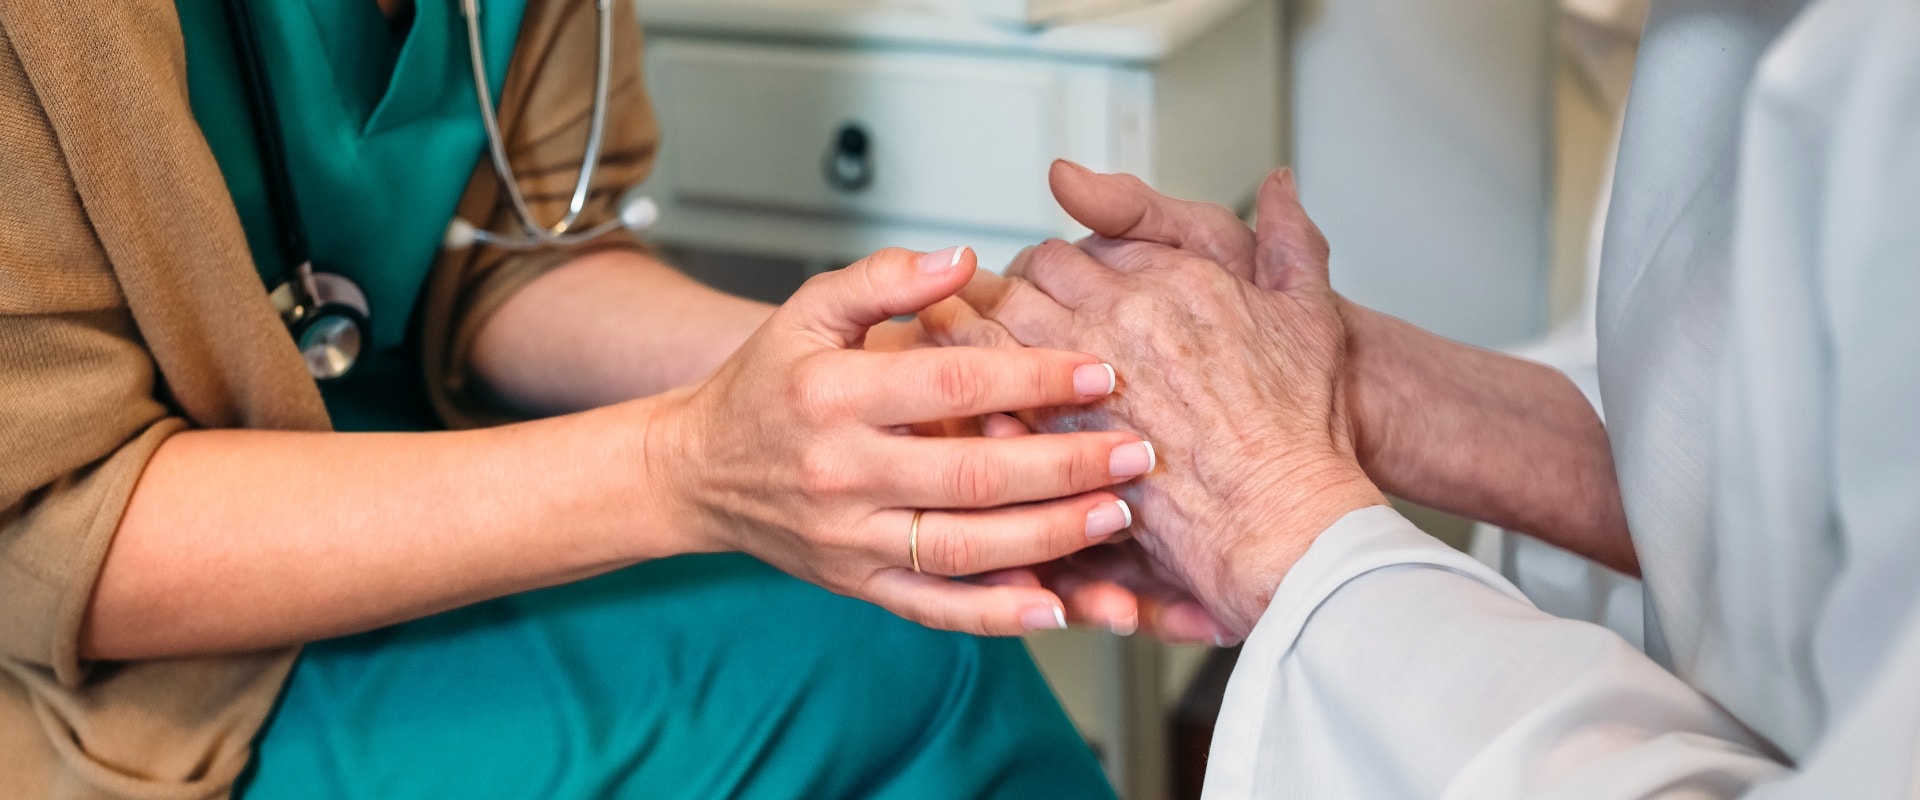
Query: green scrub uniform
170 2 1114 796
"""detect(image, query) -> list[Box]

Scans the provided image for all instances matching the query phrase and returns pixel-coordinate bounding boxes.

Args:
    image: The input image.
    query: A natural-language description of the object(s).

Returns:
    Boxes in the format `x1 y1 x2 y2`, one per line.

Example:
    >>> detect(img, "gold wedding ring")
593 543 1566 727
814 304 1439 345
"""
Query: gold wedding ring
909 510 925 574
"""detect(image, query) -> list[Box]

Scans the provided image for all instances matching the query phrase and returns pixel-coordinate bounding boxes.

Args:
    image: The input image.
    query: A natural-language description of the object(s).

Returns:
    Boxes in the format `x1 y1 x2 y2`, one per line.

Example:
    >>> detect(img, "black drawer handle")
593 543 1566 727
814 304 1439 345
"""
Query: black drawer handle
823 122 875 193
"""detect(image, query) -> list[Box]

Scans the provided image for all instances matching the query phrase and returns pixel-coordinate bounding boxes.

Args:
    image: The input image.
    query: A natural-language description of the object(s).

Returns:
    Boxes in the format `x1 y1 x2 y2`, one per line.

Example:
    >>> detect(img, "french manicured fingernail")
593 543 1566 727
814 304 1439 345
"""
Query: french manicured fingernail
1109 441 1156 478
1111 614 1139 637
919 246 968 273
1022 604 1069 631
1073 363 1117 396
1085 499 1133 540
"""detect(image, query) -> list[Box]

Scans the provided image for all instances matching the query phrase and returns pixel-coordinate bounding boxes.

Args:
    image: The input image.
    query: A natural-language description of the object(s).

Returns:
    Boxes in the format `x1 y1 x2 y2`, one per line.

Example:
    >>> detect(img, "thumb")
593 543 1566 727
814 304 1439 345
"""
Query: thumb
783 246 976 348
1049 160 1256 278
1253 168 1333 294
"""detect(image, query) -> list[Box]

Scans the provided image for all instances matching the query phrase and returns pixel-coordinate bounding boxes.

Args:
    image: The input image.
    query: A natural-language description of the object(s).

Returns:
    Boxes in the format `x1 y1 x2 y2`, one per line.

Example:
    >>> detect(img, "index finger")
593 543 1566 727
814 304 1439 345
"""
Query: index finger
848 346 1117 426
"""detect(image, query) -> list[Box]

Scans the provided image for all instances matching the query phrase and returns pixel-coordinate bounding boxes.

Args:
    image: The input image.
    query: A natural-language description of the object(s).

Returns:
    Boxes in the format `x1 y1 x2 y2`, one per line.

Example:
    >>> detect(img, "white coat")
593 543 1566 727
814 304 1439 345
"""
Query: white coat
1204 0 1920 795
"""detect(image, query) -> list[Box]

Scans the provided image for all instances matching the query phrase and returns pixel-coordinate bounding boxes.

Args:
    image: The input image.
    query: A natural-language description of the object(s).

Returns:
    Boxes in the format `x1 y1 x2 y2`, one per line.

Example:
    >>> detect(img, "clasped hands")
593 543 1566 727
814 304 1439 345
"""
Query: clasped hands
654 161 1382 643
936 162 1388 639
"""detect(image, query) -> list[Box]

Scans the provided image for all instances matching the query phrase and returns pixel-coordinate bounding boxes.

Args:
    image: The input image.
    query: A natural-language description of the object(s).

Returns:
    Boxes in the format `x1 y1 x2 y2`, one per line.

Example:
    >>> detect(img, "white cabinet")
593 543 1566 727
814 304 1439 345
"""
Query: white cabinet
651 43 1070 233
635 0 1284 271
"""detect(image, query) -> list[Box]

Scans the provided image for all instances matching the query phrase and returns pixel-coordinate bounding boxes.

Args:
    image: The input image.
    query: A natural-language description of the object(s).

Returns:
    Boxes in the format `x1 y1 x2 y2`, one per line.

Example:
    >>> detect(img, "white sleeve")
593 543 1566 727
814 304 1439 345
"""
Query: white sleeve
1202 506 1789 799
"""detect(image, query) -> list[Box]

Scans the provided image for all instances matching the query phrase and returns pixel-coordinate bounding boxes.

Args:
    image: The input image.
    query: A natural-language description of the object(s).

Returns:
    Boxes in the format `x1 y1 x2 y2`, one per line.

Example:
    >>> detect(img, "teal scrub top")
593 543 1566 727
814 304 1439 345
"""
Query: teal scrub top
174 0 526 431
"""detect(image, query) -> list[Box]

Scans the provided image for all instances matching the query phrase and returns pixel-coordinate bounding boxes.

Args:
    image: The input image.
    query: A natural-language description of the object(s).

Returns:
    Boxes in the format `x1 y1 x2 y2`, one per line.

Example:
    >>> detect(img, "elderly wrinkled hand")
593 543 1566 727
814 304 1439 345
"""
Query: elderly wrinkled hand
911 290 1226 644
958 167 1386 636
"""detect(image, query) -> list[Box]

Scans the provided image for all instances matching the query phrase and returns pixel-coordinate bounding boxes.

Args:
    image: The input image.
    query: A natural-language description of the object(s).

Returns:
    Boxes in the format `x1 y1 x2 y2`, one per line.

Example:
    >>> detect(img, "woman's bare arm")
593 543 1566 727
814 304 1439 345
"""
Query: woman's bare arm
84 247 1147 660
83 402 688 660
88 250 776 660
471 249 774 416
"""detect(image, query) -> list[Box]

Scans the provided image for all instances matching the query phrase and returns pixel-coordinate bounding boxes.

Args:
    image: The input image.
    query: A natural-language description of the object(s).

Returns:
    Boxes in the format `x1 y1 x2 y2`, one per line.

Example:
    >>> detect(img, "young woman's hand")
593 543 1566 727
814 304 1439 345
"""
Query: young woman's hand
649 247 1156 636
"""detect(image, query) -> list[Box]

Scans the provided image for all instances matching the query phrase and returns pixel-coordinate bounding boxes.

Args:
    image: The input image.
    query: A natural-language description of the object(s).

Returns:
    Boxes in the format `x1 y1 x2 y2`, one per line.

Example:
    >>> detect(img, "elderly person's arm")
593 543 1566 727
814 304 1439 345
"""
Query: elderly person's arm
1024 162 1637 576
957 170 1801 795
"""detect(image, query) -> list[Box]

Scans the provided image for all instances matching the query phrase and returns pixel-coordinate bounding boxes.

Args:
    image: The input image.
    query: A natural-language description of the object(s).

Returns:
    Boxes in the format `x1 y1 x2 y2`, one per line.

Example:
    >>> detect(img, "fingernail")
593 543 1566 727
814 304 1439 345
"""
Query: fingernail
1073 363 1117 396
1110 614 1139 637
1022 604 1068 631
1109 440 1156 478
1085 499 1133 540
919 246 967 273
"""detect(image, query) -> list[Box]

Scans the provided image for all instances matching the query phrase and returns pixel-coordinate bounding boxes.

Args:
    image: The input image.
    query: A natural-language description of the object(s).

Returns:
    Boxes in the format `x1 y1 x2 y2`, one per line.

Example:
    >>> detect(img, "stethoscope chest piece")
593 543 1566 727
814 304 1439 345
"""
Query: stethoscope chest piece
272 263 371 380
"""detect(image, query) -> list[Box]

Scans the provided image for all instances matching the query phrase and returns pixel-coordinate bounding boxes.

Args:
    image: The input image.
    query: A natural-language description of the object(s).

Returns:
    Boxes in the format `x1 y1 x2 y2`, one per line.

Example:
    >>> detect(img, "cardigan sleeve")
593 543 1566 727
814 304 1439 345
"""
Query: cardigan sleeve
0 313 181 682
418 0 661 429
0 22 180 683
0 9 308 796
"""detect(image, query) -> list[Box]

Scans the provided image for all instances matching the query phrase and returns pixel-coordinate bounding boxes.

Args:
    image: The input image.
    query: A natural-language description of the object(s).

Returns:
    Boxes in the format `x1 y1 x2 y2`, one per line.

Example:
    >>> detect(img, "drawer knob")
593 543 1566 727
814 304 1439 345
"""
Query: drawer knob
823 122 875 193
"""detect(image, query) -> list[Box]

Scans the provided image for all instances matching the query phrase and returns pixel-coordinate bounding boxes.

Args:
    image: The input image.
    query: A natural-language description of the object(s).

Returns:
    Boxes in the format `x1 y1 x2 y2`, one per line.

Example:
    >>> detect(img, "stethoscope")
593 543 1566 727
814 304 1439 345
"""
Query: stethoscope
225 0 657 381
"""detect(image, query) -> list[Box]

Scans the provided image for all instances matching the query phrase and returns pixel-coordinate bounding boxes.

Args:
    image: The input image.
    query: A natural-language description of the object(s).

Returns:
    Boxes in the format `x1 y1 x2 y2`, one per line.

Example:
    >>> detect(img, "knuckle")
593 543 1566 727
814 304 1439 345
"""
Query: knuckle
1030 358 1062 404
1110 293 1163 334
792 269 841 305
944 450 1005 506
1198 201 1243 229
967 612 1000 637
1167 258 1220 292
797 445 857 496
930 357 988 413
1030 239 1081 277
1064 442 1102 490
926 525 975 575
787 357 848 425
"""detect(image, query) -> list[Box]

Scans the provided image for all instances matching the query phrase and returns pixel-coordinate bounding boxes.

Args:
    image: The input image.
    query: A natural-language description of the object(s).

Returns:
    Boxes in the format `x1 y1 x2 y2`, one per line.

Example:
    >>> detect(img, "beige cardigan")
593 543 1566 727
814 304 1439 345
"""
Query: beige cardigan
0 1 658 796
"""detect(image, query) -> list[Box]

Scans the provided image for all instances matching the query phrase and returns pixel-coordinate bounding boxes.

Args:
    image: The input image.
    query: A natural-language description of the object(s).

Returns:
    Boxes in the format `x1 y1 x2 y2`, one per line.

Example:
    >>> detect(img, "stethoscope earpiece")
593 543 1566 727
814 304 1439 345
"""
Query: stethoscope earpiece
445 194 659 251
444 218 480 250
617 195 659 233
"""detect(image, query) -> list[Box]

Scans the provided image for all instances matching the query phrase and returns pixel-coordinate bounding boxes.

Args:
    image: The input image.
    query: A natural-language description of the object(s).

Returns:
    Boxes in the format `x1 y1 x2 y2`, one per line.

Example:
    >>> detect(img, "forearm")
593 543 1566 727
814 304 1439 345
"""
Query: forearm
472 248 773 416
1341 301 1636 575
83 400 695 660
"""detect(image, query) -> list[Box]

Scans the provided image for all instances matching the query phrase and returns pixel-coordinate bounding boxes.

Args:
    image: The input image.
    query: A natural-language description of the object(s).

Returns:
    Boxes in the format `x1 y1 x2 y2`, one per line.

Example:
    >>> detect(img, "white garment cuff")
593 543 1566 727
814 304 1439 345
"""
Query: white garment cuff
1254 504 1532 658
1204 506 1537 797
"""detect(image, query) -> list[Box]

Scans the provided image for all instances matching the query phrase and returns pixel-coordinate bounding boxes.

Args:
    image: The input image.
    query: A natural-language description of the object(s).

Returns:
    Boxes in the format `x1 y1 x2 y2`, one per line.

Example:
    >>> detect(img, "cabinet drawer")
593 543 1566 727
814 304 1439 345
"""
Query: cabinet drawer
648 41 1065 235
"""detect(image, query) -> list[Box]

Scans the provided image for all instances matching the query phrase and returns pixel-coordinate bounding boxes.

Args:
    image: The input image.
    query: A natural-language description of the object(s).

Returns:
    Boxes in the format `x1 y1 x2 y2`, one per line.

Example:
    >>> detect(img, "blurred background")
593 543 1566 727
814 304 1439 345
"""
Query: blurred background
627 0 1646 796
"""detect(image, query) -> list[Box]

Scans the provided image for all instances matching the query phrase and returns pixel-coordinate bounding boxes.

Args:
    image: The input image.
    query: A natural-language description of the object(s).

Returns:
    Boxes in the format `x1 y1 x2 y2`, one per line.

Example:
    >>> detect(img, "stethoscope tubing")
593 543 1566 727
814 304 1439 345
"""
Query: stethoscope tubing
459 0 615 249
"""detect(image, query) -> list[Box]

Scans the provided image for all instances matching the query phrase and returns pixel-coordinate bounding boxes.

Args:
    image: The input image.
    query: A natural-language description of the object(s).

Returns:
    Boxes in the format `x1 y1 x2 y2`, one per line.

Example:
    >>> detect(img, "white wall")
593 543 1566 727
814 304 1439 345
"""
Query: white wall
1290 0 1557 347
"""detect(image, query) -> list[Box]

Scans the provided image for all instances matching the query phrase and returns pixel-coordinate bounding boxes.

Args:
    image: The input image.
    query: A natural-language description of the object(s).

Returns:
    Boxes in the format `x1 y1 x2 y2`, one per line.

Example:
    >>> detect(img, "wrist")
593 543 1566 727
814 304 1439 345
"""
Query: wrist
1215 453 1385 633
630 387 725 559
1336 297 1401 476
553 389 716 564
